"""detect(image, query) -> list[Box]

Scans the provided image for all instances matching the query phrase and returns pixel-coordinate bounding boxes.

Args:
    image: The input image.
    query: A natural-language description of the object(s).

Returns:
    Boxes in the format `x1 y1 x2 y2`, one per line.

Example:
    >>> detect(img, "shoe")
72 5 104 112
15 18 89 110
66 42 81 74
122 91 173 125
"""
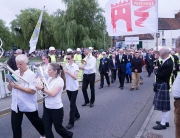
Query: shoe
140 82 143 85
99 86 103 89
120 87 123 90
136 88 139 90
153 124 166 130
108 84 110 87
126 82 129 83
74 116 80 121
89 103 94 108
156 121 169 127
130 88 134 91
65 124 74 130
82 102 89 106
119 86 121 88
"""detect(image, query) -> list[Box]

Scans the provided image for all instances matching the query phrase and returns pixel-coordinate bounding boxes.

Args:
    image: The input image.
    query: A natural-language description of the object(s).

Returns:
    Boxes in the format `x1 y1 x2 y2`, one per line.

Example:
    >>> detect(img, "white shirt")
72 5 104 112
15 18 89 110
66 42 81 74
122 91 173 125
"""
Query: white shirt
45 77 64 109
65 63 79 91
161 56 170 65
42 63 50 79
172 73 180 98
83 55 96 74
11 69 38 113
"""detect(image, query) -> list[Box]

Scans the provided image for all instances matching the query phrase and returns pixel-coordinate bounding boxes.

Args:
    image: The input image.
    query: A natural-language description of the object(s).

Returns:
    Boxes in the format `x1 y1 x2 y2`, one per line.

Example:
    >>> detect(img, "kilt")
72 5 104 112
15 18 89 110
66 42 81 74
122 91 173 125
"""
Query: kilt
153 83 170 111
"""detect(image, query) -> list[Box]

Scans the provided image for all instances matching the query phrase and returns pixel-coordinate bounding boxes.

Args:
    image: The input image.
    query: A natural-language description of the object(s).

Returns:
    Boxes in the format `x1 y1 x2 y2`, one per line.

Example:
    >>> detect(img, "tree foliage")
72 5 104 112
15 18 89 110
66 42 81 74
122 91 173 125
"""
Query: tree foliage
53 0 107 49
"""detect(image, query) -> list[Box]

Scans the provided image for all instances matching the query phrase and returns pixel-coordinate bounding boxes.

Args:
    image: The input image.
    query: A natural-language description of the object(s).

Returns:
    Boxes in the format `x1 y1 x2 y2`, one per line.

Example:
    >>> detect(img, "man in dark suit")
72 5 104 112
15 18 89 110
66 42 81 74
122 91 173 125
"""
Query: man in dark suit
109 52 117 83
153 47 173 130
130 51 143 90
116 49 128 90
145 50 155 77
99 52 110 89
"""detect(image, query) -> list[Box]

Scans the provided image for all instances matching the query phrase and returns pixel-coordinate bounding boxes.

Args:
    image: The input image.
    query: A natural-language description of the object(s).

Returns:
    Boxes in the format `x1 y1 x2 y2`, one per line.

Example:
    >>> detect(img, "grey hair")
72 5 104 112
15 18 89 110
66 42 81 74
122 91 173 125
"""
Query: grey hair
15 54 28 64
16 49 22 54
160 47 170 55
176 36 180 48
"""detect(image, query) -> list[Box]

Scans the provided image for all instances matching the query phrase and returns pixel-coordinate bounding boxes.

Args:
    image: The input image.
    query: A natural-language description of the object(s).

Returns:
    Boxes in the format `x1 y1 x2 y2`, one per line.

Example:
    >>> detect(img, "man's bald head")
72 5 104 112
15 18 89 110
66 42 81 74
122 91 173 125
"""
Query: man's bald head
118 49 124 55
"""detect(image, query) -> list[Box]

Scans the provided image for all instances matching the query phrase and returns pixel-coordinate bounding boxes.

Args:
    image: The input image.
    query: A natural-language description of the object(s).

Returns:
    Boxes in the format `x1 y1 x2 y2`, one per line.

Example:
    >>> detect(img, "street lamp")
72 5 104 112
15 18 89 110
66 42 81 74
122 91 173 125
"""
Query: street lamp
103 30 106 50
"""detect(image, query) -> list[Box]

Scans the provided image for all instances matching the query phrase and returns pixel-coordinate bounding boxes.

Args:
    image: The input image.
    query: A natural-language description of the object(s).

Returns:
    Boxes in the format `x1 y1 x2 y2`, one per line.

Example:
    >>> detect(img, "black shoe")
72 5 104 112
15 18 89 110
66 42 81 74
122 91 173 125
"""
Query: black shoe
74 116 80 121
130 88 134 91
153 124 166 130
65 124 74 130
82 102 89 106
89 103 94 108
99 86 103 89
119 86 121 88
126 82 129 83
156 121 169 127
120 87 123 90
108 84 110 87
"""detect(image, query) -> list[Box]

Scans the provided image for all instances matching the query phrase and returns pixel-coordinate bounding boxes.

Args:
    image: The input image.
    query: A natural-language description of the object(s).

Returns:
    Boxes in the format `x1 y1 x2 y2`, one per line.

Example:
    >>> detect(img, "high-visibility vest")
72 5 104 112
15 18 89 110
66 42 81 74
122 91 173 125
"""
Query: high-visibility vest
108 54 112 58
50 55 56 63
74 54 82 61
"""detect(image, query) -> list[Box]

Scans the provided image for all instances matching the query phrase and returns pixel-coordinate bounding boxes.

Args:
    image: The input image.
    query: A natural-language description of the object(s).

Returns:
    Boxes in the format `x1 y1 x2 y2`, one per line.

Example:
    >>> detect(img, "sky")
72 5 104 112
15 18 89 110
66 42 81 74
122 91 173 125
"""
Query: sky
0 0 180 27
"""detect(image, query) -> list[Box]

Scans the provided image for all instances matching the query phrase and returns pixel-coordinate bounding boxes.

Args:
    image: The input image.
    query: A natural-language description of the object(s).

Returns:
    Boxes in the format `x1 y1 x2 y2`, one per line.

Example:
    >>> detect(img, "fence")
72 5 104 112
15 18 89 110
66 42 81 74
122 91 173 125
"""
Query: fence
0 60 100 99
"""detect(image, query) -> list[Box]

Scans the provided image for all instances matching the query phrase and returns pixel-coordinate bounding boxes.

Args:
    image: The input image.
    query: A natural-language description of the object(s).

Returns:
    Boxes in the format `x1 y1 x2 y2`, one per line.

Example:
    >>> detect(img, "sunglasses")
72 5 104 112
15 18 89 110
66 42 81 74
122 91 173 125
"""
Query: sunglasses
66 58 71 60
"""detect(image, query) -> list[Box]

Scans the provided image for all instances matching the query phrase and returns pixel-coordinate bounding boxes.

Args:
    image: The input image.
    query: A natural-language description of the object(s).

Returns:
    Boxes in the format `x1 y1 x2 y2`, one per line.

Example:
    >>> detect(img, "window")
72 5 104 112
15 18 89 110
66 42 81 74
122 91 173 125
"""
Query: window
172 38 176 46
162 38 166 46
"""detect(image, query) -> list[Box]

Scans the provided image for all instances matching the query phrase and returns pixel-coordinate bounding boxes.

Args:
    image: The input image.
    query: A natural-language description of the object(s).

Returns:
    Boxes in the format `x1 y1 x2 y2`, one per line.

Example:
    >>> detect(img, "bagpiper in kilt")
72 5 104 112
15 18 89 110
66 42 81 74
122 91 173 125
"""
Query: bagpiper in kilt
153 48 173 130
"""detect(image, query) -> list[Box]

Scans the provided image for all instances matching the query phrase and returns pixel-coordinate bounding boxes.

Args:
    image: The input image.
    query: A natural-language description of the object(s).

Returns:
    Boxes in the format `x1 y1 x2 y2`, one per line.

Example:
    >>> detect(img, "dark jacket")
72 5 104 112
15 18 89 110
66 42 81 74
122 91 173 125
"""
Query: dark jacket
109 58 117 70
127 55 132 62
131 57 143 73
99 58 110 73
116 54 128 72
172 55 179 71
7 56 18 71
156 57 173 89
145 54 155 67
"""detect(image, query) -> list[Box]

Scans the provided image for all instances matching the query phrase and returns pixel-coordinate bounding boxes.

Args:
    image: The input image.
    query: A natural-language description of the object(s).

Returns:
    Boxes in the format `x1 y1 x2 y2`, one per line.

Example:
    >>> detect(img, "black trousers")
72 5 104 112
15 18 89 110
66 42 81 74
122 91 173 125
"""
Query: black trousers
126 74 132 83
11 109 45 138
146 65 153 76
100 72 110 87
82 73 95 104
118 69 126 88
43 106 73 138
67 90 80 125
111 69 117 82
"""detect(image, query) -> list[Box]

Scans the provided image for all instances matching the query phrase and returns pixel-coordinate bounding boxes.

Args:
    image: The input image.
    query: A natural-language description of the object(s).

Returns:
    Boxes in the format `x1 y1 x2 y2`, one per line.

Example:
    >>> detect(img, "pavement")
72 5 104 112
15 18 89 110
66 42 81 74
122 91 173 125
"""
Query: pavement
136 93 175 138
0 73 176 138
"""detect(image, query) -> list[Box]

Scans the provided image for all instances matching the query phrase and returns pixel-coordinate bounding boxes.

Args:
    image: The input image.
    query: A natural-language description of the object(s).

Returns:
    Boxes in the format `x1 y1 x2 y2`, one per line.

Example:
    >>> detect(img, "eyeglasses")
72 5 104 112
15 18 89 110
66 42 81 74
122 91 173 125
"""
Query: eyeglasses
66 58 71 60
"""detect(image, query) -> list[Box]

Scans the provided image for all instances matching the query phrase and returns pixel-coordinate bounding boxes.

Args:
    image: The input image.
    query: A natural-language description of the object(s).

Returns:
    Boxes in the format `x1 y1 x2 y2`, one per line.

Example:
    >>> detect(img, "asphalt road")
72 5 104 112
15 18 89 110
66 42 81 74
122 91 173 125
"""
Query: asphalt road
0 75 155 138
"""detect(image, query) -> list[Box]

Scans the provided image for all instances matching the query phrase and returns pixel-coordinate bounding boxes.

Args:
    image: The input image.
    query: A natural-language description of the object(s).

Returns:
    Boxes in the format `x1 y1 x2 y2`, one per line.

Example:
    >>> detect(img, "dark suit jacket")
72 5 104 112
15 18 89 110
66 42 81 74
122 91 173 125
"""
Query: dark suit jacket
99 58 110 73
116 54 127 72
156 57 173 89
7 56 18 71
145 54 155 66
109 58 117 70
131 57 143 73
127 55 132 62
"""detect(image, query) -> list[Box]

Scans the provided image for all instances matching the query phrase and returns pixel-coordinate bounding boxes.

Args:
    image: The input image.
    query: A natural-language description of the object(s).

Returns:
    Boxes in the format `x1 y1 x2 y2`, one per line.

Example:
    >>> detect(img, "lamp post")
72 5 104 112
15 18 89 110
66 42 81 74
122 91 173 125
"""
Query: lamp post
103 30 106 50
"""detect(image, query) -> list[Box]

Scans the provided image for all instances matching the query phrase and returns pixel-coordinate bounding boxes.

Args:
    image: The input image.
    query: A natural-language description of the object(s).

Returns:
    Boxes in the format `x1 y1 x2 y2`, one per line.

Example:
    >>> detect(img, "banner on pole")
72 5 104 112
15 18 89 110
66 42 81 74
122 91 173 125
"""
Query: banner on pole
125 37 139 44
29 7 45 54
105 0 158 36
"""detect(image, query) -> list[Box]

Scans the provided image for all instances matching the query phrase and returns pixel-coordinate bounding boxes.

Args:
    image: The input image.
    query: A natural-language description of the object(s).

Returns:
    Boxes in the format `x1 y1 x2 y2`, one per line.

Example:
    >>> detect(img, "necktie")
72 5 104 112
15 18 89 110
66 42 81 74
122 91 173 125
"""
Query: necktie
160 61 163 65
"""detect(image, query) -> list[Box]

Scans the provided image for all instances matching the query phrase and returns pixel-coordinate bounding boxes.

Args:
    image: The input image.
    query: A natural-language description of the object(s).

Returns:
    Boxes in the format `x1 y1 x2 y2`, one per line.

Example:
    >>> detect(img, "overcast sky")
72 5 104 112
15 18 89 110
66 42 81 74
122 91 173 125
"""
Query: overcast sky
0 0 180 27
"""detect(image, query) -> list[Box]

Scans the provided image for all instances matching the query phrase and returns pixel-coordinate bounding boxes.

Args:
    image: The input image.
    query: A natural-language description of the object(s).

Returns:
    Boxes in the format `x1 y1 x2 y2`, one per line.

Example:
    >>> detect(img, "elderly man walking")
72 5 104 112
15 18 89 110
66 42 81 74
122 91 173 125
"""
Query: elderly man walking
153 47 173 130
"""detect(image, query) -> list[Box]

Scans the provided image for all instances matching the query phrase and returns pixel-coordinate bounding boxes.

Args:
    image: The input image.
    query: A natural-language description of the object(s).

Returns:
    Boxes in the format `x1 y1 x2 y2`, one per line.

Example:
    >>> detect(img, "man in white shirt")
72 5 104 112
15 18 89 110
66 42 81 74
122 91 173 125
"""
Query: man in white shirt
172 36 180 137
7 54 45 138
79 48 96 108
64 53 80 129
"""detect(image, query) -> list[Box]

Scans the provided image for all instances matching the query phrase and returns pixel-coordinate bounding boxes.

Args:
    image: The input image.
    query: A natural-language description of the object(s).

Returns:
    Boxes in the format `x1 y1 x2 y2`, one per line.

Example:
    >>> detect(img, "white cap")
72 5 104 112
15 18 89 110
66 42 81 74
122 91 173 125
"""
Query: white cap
89 47 93 50
67 48 73 53
49 46 55 51
77 48 81 52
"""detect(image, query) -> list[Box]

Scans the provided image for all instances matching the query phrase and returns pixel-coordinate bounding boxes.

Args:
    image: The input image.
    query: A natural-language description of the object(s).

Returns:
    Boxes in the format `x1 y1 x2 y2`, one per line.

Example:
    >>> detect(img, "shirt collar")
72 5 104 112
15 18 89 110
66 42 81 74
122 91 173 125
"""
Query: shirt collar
162 56 170 64
68 62 75 67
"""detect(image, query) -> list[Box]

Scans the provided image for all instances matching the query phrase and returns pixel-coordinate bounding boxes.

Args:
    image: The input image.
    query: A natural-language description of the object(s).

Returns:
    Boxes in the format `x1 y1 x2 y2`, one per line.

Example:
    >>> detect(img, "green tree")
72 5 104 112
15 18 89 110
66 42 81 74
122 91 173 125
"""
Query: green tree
53 0 106 49
0 19 12 50
10 8 56 50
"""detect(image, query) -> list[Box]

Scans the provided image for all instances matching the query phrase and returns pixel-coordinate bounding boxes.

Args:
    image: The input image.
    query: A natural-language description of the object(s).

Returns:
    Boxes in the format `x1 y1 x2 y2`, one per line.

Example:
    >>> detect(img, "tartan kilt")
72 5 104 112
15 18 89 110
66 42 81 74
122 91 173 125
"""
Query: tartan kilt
153 83 170 111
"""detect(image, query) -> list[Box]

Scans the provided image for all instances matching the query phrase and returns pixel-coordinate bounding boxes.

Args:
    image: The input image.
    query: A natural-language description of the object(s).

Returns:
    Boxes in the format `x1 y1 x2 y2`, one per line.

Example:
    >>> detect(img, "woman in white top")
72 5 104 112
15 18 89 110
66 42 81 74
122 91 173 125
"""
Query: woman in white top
7 54 45 138
36 63 73 138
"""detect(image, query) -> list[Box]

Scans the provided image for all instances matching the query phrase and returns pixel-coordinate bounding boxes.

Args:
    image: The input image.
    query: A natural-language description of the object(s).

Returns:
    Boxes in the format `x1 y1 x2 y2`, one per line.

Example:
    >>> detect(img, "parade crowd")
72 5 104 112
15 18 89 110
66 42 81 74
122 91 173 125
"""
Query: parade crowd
3 36 180 138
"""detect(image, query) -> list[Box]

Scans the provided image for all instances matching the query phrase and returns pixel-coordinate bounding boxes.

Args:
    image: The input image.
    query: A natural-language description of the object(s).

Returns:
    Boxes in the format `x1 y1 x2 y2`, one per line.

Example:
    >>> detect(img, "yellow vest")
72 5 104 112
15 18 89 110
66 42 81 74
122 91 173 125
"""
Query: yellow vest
74 54 82 61
98 54 103 60
50 55 56 63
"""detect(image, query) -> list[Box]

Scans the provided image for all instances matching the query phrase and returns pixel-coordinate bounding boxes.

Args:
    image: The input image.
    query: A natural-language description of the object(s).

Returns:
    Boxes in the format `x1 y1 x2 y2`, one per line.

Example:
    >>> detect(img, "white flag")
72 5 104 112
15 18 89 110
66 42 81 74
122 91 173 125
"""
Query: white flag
105 0 158 36
29 7 45 54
